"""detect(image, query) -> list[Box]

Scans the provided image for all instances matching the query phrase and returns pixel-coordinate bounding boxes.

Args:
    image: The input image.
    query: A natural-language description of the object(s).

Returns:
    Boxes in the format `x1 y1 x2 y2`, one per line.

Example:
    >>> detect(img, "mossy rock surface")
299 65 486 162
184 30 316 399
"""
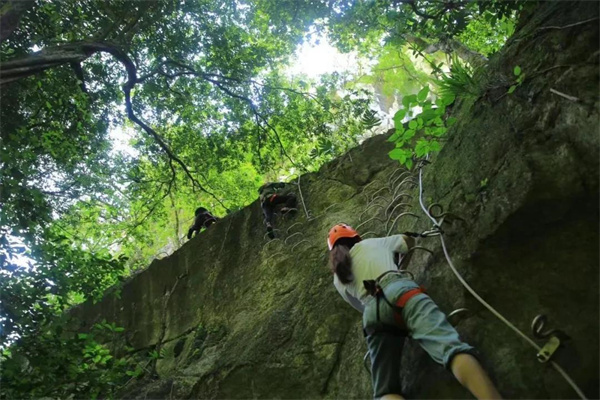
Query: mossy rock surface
71 2 599 398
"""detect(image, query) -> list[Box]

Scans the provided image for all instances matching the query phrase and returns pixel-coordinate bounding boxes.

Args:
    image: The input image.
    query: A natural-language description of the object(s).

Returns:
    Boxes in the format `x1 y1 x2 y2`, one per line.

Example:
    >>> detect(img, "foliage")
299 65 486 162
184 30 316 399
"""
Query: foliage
436 55 482 100
388 85 456 168
350 44 432 112
361 109 382 131
456 11 517 57
508 65 525 94
323 0 523 56
1 230 127 344
0 320 134 399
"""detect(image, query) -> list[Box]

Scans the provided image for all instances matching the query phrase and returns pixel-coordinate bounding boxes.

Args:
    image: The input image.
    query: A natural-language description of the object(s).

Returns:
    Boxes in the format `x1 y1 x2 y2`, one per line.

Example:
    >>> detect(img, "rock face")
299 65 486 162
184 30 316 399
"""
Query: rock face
71 2 599 398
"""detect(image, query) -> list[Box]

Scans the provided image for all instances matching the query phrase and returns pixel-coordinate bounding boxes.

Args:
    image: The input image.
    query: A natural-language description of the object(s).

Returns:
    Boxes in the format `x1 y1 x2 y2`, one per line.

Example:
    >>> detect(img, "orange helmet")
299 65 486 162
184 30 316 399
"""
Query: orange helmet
327 224 361 250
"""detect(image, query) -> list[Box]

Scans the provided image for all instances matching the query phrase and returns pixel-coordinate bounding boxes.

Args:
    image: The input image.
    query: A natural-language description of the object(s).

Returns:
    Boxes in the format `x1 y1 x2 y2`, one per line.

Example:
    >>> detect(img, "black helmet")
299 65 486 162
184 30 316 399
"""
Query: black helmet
195 207 208 215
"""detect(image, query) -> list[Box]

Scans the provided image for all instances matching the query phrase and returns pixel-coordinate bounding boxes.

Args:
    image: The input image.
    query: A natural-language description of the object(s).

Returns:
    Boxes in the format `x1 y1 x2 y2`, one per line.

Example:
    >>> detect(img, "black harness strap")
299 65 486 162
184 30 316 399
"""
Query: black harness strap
363 324 408 337
363 275 408 338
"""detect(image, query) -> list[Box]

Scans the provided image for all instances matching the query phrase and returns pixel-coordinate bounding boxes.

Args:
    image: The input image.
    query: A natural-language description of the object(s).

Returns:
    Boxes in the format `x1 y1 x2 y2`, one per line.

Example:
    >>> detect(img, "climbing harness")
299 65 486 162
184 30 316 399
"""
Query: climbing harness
414 155 587 399
362 271 426 338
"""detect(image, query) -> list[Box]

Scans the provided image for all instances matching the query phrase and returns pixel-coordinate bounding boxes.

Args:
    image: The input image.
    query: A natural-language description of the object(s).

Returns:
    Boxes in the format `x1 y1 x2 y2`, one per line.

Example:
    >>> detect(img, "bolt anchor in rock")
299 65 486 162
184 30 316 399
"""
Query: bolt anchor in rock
531 314 570 363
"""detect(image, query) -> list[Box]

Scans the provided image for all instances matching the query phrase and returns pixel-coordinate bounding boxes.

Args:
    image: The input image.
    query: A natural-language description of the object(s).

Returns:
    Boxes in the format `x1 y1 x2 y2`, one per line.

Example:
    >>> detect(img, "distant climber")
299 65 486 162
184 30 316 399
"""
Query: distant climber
258 182 297 239
326 223 502 400
187 207 219 239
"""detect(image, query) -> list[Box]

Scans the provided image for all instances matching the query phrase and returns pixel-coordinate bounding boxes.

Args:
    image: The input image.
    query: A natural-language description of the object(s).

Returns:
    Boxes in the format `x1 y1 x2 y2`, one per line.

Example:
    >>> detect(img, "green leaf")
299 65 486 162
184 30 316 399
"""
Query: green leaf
77 333 88 340
388 131 401 142
415 140 429 157
408 120 417 129
441 93 455 106
417 86 429 102
393 109 406 128
433 127 447 136
513 65 521 76
507 85 516 94
446 117 457 127
404 129 416 140
429 140 441 152
402 96 411 108
389 148 409 163
389 148 403 161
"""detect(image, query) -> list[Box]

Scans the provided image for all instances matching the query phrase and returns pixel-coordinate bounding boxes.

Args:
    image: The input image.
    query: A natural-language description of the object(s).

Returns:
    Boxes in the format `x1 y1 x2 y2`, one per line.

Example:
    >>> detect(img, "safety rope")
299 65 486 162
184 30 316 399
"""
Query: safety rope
296 175 311 219
416 155 587 399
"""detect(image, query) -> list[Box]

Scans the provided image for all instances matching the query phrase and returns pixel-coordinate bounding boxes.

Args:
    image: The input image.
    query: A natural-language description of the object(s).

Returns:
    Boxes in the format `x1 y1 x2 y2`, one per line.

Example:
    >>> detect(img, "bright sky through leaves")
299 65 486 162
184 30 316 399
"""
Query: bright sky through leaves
286 34 363 79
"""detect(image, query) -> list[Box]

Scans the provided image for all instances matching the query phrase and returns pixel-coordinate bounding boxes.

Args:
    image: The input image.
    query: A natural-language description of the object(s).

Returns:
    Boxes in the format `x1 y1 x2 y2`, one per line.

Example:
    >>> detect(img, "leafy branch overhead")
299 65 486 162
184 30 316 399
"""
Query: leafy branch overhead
388 85 456 169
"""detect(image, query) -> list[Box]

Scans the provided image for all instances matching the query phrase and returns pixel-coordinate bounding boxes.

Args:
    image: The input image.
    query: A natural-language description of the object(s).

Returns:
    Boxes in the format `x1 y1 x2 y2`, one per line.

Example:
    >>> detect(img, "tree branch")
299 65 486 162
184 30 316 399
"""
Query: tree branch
0 41 230 211
142 60 301 169
397 0 446 20
207 78 299 169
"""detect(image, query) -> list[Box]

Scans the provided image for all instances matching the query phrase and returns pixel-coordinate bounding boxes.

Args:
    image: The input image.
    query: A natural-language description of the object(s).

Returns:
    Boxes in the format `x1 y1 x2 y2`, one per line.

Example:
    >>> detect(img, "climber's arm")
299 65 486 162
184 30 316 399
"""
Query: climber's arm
384 234 415 268
399 234 415 268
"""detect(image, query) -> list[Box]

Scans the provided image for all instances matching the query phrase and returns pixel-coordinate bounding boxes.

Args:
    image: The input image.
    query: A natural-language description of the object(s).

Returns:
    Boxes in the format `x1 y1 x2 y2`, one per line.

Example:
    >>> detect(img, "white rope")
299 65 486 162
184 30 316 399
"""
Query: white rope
296 175 310 219
416 157 587 400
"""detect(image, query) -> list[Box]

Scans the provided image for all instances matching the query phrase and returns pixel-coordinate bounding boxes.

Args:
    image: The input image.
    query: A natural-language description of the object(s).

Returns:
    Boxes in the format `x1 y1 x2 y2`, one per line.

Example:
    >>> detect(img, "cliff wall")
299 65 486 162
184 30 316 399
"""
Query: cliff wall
71 2 599 398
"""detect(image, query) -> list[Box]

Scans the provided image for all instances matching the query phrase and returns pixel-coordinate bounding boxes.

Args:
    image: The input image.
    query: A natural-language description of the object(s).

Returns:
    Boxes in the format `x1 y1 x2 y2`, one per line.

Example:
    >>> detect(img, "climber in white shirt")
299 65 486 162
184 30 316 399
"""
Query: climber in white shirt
327 223 501 400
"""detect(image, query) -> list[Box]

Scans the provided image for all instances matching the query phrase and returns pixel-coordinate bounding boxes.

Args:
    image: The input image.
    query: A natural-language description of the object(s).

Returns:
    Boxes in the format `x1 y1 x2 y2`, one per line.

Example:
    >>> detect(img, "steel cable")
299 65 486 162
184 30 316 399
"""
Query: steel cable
416 156 587 400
